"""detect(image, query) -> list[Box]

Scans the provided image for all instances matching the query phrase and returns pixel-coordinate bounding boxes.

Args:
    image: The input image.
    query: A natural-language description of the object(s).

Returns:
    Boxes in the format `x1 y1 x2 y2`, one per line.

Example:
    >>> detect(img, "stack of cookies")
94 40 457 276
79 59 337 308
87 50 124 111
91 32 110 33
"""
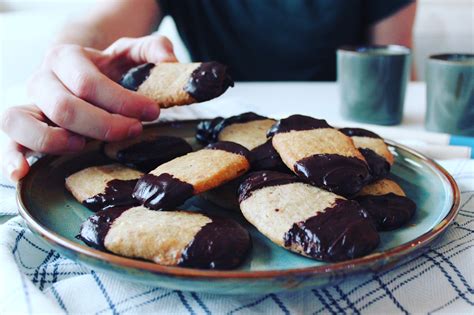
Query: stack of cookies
65 62 416 269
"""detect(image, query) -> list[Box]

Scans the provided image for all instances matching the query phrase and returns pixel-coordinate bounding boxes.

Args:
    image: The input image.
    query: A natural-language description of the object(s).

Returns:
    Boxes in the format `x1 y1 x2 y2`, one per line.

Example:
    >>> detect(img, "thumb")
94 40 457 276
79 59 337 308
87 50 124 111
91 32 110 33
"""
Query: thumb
104 35 178 65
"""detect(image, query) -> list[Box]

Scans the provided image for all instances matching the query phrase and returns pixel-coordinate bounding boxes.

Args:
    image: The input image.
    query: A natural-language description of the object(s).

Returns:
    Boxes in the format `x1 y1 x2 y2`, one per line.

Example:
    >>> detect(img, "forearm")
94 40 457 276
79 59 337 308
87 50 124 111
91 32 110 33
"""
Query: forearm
53 0 162 50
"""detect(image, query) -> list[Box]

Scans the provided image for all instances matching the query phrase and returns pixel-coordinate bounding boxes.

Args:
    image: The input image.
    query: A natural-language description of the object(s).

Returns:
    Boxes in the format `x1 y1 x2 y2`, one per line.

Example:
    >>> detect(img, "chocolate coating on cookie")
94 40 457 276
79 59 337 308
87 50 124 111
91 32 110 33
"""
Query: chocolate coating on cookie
359 148 391 181
178 216 251 269
249 140 288 172
82 179 139 212
120 63 155 91
114 136 193 172
339 128 381 139
283 199 379 262
205 141 250 158
294 154 369 197
184 62 234 102
78 206 130 250
355 193 416 231
133 173 194 211
196 112 268 145
238 171 301 202
267 115 332 137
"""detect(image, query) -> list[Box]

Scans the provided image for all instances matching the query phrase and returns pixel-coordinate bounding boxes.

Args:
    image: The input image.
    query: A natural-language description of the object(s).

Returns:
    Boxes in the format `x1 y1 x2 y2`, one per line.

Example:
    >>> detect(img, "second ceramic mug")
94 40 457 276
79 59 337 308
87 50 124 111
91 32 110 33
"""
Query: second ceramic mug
337 45 411 125
425 54 474 136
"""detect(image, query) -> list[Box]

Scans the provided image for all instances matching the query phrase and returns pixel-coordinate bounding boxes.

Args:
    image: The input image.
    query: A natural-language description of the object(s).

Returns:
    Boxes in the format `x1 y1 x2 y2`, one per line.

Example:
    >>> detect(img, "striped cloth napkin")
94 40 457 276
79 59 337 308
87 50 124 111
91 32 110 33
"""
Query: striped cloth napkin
0 159 473 314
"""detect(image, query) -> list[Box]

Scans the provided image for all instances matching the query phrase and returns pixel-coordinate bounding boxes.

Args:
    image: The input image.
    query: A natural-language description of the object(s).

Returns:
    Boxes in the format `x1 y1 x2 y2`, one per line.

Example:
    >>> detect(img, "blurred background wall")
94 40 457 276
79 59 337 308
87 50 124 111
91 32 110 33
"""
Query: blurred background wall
1 0 473 106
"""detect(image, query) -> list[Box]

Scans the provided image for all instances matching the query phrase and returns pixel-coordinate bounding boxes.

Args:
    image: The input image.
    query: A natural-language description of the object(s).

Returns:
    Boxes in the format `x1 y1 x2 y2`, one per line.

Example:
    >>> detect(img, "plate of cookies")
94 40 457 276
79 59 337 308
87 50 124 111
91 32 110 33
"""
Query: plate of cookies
17 63 460 295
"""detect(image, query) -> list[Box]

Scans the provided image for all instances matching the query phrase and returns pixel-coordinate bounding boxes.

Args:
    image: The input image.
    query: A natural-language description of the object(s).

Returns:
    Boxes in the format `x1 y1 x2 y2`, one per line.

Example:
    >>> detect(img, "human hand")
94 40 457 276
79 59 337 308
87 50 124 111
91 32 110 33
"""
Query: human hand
1 35 177 181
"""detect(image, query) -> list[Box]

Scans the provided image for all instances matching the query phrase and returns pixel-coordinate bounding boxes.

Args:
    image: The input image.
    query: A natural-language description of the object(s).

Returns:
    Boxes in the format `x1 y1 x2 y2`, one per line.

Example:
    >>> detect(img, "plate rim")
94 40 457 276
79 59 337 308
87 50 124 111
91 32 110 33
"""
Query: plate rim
17 123 461 280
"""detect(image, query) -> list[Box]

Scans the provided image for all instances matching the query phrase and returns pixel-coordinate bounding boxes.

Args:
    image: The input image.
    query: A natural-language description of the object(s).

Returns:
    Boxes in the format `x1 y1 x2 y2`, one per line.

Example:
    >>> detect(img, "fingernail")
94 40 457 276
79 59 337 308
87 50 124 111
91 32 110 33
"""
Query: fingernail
141 105 159 121
68 135 85 151
127 122 142 138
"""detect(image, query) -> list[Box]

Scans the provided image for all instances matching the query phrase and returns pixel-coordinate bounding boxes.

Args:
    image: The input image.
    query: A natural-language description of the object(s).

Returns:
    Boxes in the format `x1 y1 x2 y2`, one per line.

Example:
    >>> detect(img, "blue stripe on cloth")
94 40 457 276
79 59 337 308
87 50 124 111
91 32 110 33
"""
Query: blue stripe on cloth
423 253 474 306
431 249 474 294
453 222 474 233
12 230 26 254
371 274 408 314
39 251 59 290
269 294 291 315
175 291 196 315
12 229 49 254
32 250 55 285
312 289 337 315
96 288 162 314
321 288 345 314
50 285 67 312
334 285 360 315
227 295 270 314
19 272 33 315
91 271 118 315
0 183 15 189
114 291 173 314
191 292 212 315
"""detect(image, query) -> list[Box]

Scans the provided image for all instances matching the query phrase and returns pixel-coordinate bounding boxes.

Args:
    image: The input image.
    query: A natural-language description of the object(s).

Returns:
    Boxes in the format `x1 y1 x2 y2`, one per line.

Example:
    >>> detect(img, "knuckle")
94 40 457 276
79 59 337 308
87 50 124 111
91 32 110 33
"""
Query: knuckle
35 129 54 152
71 72 95 99
0 107 18 133
50 95 74 126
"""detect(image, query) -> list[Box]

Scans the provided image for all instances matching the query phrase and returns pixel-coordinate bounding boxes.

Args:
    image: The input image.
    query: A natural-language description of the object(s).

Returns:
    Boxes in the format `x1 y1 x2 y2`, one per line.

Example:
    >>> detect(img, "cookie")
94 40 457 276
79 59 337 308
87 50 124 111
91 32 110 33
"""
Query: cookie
65 164 143 211
268 115 369 197
355 179 416 231
120 62 234 108
78 206 251 269
238 171 379 262
339 128 394 181
196 112 275 148
103 135 193 172
133 141 251 210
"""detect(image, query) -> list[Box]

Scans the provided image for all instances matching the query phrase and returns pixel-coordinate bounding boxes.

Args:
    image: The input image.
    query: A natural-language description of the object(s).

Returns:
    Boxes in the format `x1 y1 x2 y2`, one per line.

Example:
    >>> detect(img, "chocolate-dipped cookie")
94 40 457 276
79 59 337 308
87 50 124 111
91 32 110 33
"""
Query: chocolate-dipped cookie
65 164 143 212
355 179 416 231
268 115 369 197
196 113 287 172
339 128 394 181
238 171 379 262
78 206 251 269
103 135 192 172
120 62 234 108
133 141 251 210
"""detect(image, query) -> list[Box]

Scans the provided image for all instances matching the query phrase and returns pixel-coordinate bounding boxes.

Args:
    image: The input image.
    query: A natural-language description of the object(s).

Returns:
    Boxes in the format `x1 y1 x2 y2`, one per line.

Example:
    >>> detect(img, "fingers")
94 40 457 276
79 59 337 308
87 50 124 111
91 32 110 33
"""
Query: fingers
1 141 30 182
28 71 143 141
0 105 86 154
45 45 159 121
105 35 178 65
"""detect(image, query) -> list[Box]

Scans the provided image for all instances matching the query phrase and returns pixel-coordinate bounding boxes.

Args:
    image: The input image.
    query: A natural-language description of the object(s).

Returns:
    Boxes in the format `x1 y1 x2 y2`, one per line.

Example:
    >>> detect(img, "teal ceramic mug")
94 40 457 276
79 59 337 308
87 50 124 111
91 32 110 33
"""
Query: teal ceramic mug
425 54 474 136
337 45 411 125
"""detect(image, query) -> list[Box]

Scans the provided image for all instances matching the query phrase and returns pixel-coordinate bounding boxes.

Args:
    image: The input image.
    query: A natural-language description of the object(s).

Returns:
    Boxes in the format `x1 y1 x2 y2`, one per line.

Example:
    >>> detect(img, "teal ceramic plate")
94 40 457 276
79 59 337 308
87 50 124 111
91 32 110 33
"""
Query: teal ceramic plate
18 121 460 295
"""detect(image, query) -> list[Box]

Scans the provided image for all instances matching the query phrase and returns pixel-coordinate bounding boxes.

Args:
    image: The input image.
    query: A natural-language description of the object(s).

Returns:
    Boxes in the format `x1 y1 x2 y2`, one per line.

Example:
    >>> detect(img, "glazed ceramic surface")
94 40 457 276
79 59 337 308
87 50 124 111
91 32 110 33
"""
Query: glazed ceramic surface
18 121 460 295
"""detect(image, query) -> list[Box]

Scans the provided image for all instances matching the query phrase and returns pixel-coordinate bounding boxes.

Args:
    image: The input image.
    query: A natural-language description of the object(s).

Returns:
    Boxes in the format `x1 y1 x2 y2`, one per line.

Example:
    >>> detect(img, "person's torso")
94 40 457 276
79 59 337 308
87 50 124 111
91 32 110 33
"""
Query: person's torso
161 0 367 81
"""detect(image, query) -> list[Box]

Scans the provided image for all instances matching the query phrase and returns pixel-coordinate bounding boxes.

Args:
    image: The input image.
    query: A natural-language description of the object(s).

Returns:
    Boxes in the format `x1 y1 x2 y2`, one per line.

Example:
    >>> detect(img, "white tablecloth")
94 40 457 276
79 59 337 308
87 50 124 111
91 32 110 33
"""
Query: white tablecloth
1 83 473 314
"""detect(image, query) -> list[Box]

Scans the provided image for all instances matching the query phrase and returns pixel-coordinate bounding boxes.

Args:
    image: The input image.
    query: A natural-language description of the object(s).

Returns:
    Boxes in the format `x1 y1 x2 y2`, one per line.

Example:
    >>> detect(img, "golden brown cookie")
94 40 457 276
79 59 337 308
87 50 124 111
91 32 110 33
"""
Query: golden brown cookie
103 134 192 172
238 171 379 262
268 115 369 197
78 206 251 269
196 113 287 172
133 142 251 210
355 179 416 231
65 164 143 211
339 128 394 181
120 62 233 108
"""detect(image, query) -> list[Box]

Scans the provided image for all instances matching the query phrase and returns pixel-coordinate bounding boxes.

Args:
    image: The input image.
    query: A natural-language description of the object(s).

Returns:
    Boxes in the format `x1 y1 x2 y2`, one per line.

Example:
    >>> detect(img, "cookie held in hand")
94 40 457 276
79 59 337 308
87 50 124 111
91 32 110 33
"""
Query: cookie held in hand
268 115 369 197
120 62 234 108
238 171 379 262
103 135 192 172
78 206 251 269
133 142 251 210
65 164 143 212
339 128 394 181
355 179 416 231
